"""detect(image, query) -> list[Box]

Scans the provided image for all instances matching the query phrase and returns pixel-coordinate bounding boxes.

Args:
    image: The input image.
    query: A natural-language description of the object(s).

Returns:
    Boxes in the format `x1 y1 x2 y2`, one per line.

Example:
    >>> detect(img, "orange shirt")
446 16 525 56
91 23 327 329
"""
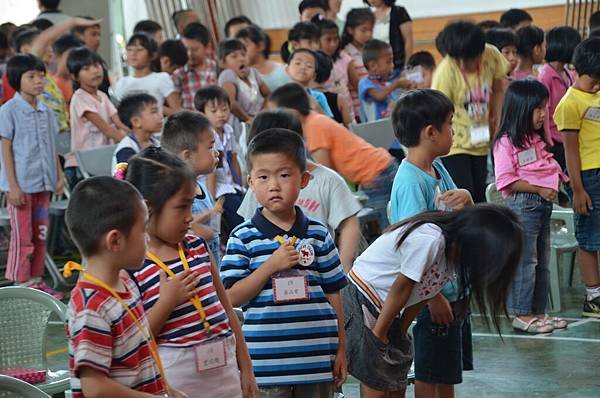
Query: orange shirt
303 112 391 185
52 74 73 105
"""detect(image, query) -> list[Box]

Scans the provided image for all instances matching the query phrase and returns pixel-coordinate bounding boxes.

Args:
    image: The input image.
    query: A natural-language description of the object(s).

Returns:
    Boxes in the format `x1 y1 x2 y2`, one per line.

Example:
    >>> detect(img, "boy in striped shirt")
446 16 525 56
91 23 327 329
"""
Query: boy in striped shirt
221 128 348 397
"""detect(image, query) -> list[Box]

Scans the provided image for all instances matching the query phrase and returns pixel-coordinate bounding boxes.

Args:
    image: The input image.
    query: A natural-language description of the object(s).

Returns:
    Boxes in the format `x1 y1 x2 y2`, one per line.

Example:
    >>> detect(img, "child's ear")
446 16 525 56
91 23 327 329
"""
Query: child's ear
179 149 191 161
247 174 255 191
104 229 124 252
423 124 437 142
131 115 142 129
300 170 311 189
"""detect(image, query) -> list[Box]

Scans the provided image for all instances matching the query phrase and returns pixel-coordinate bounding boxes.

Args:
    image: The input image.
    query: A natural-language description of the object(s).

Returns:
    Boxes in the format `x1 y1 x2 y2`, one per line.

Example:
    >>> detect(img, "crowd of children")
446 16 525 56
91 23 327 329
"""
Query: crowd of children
1 0 600 397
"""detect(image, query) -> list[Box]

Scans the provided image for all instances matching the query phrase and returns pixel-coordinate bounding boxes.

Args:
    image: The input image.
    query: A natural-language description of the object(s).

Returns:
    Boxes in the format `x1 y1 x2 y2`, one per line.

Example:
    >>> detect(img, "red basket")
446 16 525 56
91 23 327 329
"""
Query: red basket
0 368 47 384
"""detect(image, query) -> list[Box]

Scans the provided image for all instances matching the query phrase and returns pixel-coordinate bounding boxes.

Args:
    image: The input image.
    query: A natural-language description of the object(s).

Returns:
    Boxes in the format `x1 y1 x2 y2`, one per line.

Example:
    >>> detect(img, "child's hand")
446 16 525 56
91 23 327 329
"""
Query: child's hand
266 243 299 274
537 187 558 202
8 186 26 207
396 78 418 90
427 293 454 325
168 387 189 398
213 197 225 214
240 367 259 398
333 346 348 388
55 173 65 196
73 17 103 27
440 189 473 210
159 270 198 307
573 187 593 216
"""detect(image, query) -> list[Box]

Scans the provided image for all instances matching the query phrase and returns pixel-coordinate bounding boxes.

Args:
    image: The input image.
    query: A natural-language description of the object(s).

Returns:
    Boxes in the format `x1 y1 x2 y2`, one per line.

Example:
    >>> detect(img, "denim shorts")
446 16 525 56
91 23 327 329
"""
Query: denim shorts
574 169 600 251
342 282 413 391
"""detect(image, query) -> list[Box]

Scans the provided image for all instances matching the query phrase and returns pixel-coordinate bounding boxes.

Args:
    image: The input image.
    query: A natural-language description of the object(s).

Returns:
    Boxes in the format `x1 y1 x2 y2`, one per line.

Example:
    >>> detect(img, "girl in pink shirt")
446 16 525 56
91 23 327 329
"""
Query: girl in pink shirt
493 79 568 333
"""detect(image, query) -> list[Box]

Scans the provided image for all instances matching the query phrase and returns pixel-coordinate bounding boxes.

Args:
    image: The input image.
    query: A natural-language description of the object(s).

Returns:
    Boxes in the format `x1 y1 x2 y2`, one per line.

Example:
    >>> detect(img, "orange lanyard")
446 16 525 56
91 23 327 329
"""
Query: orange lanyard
146 244 212 336
63 262 168 392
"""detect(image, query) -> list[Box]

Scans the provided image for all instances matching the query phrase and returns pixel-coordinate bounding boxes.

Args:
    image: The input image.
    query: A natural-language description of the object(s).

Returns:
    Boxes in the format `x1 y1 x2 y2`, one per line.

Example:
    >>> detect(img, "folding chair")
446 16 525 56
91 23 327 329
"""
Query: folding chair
75 145 118 178
349 118 397 149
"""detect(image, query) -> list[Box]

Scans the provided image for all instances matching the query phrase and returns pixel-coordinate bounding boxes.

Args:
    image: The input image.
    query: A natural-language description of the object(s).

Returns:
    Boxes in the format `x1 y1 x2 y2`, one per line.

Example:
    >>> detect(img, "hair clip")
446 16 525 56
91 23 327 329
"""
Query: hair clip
113 162 128 180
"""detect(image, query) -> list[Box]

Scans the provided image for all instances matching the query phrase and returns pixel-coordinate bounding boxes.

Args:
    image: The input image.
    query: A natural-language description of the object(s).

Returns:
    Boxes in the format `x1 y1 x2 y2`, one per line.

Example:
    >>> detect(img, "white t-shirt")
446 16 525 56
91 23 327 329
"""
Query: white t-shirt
351 223 451 309
111 72 175 111
197 125 239 198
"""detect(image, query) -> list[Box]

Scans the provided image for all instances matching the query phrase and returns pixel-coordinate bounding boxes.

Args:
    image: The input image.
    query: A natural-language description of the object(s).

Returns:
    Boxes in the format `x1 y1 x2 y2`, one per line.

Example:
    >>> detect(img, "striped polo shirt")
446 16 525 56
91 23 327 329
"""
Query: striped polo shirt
67 276 166 397
132 235 232 347
220 207 347 386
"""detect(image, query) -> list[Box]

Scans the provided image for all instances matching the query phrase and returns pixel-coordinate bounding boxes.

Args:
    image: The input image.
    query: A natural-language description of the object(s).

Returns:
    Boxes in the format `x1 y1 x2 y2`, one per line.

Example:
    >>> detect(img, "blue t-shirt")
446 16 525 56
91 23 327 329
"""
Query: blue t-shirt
307 88 334 118
358 76 402 122
390 159 460 301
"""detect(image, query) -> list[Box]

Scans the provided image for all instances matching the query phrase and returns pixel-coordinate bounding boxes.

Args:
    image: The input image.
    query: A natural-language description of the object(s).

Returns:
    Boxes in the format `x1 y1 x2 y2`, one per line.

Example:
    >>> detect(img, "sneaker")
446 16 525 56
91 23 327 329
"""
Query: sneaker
582 295 600 318
512 316 554 334
31 281 65 300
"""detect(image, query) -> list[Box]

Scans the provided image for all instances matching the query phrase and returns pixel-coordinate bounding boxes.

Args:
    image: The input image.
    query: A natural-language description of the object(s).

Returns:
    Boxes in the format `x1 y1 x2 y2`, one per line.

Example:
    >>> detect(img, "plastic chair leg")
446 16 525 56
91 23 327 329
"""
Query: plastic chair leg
44 253 69 289
548 248 561 312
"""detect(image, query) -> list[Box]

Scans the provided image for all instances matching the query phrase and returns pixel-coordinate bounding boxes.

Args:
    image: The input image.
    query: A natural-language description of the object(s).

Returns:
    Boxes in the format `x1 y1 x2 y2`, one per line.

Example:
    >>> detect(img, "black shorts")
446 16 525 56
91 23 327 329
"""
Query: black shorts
413 302 474 385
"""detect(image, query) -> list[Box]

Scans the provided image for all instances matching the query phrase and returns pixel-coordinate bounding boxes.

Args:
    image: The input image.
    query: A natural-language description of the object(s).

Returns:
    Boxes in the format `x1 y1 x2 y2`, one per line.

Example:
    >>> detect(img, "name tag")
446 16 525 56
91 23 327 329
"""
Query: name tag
470 125 490 145
272 275 309 303
584 107 600 121
194 339 227 372
405 66 423 83
517 148 537 166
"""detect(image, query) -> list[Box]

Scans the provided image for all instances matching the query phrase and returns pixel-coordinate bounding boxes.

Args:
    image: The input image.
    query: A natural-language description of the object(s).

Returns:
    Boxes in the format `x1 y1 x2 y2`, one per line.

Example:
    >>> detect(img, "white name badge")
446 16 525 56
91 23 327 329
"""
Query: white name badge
584 107 600 122
470 125 490 146
272 275 309 303
194 339 227 372
405 66 424 83
517 147 537 166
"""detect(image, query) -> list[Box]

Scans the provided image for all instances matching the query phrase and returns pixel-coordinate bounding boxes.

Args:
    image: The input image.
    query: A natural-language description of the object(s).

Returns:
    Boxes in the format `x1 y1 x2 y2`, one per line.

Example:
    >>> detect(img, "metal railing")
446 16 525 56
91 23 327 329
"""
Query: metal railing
565 0 600 37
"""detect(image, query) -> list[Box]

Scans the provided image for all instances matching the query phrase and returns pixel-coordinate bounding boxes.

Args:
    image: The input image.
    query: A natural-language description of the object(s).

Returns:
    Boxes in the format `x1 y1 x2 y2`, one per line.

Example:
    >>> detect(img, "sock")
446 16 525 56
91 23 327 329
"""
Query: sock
585 285 600 301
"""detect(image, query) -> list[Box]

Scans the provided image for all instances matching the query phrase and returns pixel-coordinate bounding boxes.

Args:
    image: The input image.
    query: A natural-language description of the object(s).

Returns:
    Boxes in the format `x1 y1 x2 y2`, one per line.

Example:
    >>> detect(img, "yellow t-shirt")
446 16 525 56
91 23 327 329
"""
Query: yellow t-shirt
554 87 600 171
432 44 509 156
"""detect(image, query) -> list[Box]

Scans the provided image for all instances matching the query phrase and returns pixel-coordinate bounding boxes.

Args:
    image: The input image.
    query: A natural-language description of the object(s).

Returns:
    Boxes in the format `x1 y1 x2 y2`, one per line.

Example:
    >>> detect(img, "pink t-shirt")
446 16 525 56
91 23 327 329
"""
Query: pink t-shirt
537 63 574 145
67 89 117 167
344 43 368 122
320 50 355 121
493 134 568 198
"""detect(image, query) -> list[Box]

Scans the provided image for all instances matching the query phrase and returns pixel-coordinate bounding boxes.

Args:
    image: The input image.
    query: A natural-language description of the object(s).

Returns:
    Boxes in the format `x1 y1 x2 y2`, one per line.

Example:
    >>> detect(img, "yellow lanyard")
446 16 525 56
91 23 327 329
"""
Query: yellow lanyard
146 244 212 336
63 262 168 392
275 235 297 246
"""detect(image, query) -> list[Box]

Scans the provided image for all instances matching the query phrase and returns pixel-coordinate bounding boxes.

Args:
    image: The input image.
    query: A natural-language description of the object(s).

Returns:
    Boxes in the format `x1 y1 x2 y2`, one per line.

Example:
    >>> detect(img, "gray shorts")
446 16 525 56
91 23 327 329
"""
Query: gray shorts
342 282 413 391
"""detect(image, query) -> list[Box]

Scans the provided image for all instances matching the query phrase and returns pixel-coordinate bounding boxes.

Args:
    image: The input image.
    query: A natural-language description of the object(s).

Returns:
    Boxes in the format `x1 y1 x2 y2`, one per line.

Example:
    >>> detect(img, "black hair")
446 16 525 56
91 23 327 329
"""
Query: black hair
247 128 307 172
515 25 544 57
363 0 396 5
314 50 333 84
31 18 53 31
194 85 231 113
545 26 581 64
485 28 518 52
6 53 46 92
269 82 312 116
39 0 60 9
406 51 436 70
495 79 549 149
161 110 213 154
299 0 326 15
117 93 158 129
126 146 196 218
435 29 448 57
52 33 83 56
67 46 104 78
591 11 600 31
158 39 188 67
590 28 600 38
477 20 501 32
217 38 246 61
182 22 210 46
72 16 99 35
340 8 375 49
236 25 271 60
14 29 40 53
391 89 453 147
312 16 341 60
248 109 304 144
127 32 158 58
0 30 8 51
281 21 321 62
442 21 485 60
224 15 252 37
500 8 533 29
133 20 162 35
572 37 600 78
66 177 143 257
389 204 523 334
362 38 391 69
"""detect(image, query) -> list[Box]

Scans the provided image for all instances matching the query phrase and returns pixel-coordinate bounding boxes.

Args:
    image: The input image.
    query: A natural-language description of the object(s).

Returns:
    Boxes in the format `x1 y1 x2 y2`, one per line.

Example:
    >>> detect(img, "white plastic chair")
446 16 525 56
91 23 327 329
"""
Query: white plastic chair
75 145 118 178
0 375 51 398
348 118 397 149
548 206 578 312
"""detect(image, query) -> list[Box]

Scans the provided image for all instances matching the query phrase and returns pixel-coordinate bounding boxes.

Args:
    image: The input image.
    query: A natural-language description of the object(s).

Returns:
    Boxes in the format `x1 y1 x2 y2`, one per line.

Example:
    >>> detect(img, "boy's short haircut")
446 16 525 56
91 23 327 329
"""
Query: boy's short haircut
477 20 500 31
247 109 304 144
40 0 60 9
72 16 100 35
13 29 40 53
172 10 192 27
224 15 252 37
217 38 245 61
0 30 8 51
516 25 544 56
117 93 158 129
67 46 104 77
6 53 46 92
407 51 436 70
66 176 143 257
31 18 53 31
391 89 454 147
133 20 162 35
52 33 83 56
572 37 600 78
500 9 533 29
236 25 271 59
590 28 600 38
545 26 581 64
161 110 213 153
158 39 188 67
298 0 326 15
442 21 485 60
194 85 230 113
269 82 312 116
591 11 600 31
182 22 211 46
247 128 307 172
127 32 158 55
314 50 333 84
485 28 518 51
362 38 391 68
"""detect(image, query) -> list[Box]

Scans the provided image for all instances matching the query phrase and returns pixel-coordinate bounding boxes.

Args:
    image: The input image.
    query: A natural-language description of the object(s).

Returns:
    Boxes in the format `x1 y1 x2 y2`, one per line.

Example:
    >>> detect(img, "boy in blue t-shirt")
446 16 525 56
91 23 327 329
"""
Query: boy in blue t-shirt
358 39 417 122
220 128 347 396
390 89 473 397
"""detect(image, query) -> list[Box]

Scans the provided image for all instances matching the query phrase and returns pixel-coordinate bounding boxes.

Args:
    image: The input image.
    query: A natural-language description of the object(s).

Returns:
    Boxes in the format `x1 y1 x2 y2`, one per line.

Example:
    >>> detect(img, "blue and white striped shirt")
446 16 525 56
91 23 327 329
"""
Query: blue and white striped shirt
220 207 347 386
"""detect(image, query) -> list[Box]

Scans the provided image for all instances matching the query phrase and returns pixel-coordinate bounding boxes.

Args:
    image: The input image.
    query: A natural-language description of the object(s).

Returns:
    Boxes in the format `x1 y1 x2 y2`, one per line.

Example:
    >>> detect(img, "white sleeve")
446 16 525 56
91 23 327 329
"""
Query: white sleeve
397 224 445 283
158 72 176 98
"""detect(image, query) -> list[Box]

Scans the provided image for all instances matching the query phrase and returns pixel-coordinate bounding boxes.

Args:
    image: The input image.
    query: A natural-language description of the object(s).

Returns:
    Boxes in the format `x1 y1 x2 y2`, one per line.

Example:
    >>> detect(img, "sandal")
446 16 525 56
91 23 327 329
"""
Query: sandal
512 316 554 334
542 315 568 329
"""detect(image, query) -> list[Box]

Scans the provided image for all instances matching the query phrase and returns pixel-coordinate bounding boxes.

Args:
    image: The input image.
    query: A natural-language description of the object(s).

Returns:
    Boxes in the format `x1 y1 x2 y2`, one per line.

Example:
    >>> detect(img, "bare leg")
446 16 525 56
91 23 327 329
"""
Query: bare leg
360 383 388 398
579 249 600 286
415 382 455 398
